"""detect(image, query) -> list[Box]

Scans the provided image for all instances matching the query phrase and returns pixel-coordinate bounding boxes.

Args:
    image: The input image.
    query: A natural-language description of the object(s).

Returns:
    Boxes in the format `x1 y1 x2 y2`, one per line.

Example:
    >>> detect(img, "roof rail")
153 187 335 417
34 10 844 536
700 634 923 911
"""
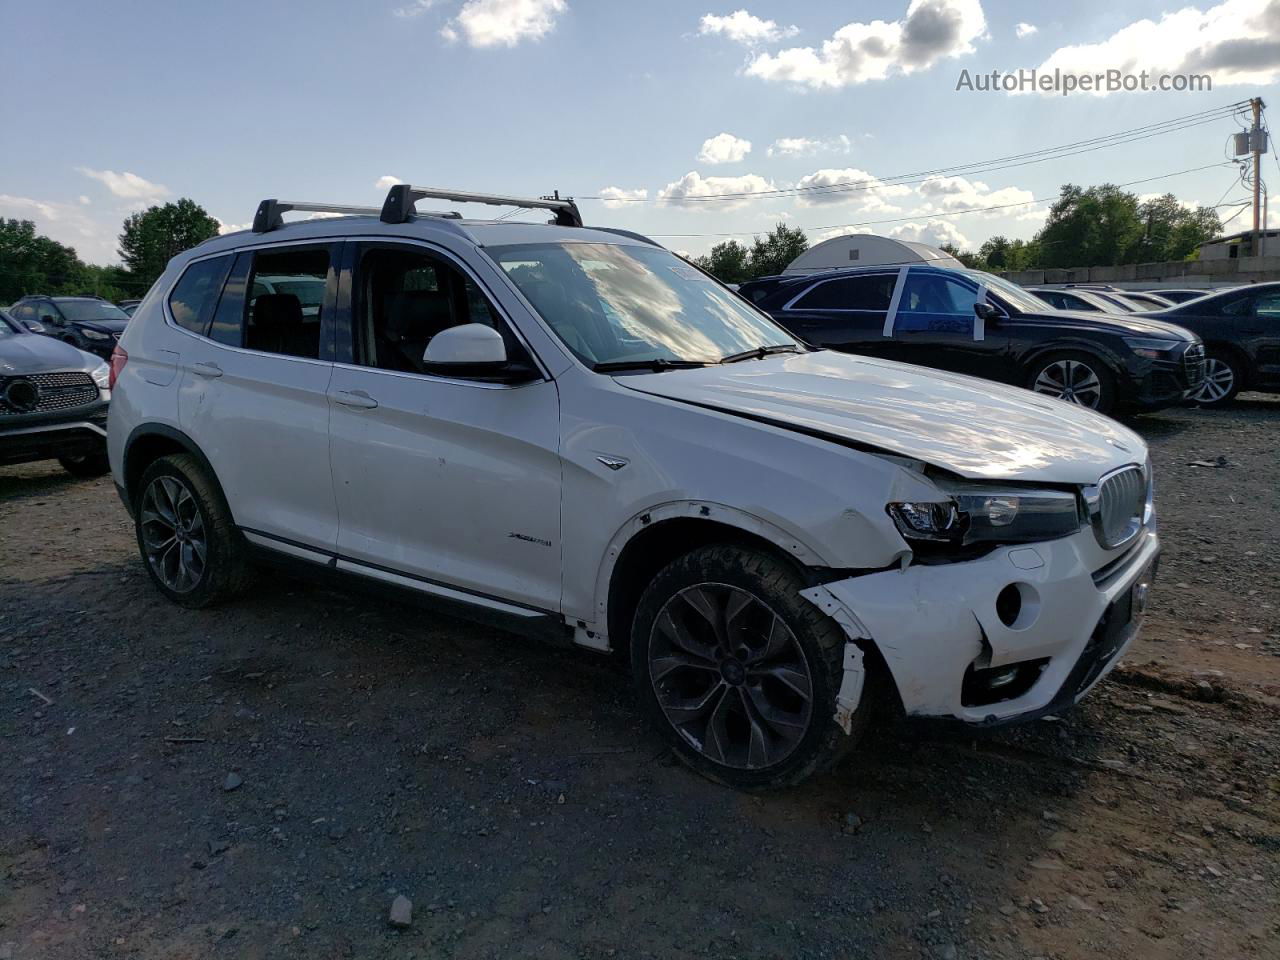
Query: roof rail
380 185 583 228
252 199 382 233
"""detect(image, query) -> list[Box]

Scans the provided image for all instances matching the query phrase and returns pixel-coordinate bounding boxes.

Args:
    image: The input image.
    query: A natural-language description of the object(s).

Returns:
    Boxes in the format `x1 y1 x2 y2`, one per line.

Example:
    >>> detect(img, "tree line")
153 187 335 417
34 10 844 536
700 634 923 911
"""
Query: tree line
693 183 1223 283
1 198 220 305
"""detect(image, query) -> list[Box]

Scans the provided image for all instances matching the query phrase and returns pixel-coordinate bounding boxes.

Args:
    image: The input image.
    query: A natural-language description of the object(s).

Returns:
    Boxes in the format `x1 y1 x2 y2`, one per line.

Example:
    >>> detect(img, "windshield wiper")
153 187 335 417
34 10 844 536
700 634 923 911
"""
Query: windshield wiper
719 344 802 364
592 358 715 373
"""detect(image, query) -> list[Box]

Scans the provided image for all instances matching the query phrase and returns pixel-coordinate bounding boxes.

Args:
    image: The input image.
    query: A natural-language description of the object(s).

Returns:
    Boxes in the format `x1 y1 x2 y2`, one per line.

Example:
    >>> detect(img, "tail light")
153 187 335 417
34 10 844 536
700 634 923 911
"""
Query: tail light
108 344 128 390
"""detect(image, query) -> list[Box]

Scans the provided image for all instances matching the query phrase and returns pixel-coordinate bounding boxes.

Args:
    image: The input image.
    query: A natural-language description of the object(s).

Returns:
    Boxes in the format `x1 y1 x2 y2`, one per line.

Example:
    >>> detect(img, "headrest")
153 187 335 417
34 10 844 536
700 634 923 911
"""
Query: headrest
384 290 453 340
253 293 303 328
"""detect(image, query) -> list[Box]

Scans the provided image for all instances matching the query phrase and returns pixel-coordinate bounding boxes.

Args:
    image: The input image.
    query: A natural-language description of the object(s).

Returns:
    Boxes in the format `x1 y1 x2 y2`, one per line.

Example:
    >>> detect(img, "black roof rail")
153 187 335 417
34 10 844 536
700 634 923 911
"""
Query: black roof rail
380 185 583 227
252 199 382 233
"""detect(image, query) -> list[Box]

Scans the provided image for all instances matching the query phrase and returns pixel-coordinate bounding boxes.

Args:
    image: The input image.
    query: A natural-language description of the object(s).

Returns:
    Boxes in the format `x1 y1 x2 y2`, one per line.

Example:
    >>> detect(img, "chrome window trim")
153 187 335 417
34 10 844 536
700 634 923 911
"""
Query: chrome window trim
781 271 900 312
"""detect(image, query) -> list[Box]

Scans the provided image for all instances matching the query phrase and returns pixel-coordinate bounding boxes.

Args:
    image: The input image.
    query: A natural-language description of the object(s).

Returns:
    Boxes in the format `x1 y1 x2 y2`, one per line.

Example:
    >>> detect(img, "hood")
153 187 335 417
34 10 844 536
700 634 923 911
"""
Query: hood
1018 308 1195 340
0 333 101 375
615 351 1146 485
74 318 128 334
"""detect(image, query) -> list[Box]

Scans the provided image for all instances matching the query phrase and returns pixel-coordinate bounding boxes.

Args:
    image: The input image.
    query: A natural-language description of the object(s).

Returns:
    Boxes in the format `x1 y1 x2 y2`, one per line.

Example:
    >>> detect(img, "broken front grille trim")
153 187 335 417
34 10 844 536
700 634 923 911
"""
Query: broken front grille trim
0 372 99 416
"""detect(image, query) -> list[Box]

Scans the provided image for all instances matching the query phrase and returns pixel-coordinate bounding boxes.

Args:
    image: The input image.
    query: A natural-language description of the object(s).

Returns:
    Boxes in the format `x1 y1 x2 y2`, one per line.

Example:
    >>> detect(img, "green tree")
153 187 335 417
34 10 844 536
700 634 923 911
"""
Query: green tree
1132 194 1222 263
1035 184 1143 268
0 219 88 303
695 239 752 284
119 198 220 287
745 222 809 279
939 242 983 269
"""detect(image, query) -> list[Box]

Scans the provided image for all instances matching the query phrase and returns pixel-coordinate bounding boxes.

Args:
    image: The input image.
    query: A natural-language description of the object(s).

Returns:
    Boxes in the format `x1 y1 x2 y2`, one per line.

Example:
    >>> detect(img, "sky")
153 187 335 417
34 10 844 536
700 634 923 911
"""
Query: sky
2 0 1279 267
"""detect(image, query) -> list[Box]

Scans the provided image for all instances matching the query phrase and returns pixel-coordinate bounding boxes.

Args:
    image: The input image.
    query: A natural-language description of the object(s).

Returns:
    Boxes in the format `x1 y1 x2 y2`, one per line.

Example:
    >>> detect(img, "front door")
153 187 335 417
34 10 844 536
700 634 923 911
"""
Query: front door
327 241 562 613
887 269 1011 381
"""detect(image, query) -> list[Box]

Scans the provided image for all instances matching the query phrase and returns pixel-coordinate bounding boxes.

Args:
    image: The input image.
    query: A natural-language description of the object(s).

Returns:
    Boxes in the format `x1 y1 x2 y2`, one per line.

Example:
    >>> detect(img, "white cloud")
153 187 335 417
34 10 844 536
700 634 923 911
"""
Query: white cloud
1033 0 1280 93
0 193 116 264
793 167 912 209
598 186 648 208
76 168 170 204
657 171 778 210
888 218 971 249
915 175 1036 216
375 175 403 191
766 134 853 157
698 10 798 46
1015 22 1037 39
215 218 251 235
444 0 567 48
393 0 441 16
78 195 91 205
746 0 987 89
697 132 752 164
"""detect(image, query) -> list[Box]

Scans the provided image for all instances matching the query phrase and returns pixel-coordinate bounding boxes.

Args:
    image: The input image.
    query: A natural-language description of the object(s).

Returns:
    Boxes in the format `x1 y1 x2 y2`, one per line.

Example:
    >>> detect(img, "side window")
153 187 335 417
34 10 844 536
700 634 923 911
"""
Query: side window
1216 295 1254 317
11 304 33 322
1252 292 1280 319
791 274 895 311
895 273 978 333
167 256 233 335
241 248 330 359
353 246 530 376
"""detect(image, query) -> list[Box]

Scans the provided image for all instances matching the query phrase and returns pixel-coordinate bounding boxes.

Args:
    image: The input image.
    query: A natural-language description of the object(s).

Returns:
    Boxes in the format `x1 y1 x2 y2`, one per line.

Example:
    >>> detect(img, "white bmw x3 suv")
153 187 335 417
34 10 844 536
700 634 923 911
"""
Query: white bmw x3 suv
108 186 1159 789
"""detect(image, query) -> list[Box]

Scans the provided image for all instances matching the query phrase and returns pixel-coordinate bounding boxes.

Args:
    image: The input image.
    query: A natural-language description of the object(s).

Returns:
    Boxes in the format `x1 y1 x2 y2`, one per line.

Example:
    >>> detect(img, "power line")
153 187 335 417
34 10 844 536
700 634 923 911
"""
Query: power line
581 102 1249 205
645 161 1236 239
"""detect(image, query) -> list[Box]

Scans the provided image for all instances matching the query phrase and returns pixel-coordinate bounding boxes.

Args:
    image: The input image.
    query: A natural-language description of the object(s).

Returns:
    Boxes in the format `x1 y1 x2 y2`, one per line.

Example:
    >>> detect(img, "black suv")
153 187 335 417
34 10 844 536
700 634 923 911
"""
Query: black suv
1144 281 1280 405
739 265 1205 416
8 296 130 360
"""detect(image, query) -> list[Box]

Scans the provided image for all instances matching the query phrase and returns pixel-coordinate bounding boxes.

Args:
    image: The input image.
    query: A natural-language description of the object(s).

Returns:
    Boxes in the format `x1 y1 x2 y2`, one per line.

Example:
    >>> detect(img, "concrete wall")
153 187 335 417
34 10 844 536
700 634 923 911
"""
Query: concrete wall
999 255 1280 290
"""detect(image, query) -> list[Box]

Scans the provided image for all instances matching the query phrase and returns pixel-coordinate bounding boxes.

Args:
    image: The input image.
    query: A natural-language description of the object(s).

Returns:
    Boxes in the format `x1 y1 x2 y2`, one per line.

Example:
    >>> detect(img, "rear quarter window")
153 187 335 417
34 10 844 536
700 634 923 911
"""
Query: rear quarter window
168 256 234 335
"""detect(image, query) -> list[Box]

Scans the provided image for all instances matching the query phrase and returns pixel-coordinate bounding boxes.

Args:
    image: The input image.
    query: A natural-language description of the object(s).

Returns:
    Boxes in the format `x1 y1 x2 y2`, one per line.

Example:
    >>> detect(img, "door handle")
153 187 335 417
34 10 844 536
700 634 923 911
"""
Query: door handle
333 389 378 409
191 362 223 378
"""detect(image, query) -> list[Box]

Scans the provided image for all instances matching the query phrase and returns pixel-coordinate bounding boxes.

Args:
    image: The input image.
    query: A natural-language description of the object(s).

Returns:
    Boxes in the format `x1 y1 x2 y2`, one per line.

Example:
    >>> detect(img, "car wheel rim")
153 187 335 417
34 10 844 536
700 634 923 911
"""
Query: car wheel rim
648 583 813 770
140 476 207 593
1192 358 1234 403
1033 359 1102 408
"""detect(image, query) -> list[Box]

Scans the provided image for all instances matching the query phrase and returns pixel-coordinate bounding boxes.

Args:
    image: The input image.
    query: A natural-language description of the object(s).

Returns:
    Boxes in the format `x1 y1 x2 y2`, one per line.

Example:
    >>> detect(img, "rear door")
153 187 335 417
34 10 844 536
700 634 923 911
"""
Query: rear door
887 268 1012 380
176 241 341 556
773 271 899 357
1243 289 1280 388
327 240 562 614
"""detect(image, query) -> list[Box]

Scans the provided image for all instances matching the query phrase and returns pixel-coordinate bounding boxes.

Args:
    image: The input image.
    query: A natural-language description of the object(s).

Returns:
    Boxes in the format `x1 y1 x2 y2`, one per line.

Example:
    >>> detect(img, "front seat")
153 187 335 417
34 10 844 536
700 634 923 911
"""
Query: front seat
248 293 318 358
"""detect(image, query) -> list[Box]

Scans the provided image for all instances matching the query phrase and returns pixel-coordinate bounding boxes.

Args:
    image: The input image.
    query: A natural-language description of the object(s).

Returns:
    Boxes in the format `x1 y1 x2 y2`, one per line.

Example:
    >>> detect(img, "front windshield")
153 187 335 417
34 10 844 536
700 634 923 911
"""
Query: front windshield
56 300 130 323
488 242 796 366
958 269 1053 313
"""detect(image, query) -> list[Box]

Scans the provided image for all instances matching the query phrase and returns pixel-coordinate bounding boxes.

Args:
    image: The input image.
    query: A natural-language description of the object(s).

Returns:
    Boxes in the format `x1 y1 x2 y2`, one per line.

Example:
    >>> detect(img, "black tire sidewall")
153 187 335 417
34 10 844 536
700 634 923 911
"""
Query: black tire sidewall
134 455 244 608
1026 350 1117 415
630 545 855 790
58 449 110 477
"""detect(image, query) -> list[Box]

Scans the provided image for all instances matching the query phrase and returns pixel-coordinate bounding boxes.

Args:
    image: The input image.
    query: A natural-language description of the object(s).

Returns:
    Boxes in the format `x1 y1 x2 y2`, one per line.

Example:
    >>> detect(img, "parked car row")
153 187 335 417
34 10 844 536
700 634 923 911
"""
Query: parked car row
8 295 132 360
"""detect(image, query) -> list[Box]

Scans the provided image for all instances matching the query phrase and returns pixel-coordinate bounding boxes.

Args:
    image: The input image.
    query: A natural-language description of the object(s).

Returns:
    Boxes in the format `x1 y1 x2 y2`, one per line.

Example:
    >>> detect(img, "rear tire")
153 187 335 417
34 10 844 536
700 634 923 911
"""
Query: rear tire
135 454 250 608
630 544 871 790
1191 351 1242 406
1026 351 1116 415
58 450 110 477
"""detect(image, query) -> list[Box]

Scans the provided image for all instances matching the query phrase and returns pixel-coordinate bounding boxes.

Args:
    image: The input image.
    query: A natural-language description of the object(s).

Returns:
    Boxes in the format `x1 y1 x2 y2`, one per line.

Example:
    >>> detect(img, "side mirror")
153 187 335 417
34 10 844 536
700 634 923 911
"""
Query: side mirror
423 323 508 369
974 302 998 322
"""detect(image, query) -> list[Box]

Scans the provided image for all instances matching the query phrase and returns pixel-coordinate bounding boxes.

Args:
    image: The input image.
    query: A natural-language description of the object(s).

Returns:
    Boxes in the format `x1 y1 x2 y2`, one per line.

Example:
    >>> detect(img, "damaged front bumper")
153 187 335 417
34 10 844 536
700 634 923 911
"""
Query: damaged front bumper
803 526 1159 725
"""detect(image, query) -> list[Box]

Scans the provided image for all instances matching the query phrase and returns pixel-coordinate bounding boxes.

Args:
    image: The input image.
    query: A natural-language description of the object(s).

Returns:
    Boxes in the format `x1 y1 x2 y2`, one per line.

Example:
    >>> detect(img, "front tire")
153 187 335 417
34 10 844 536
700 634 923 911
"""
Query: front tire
630 545 869 790
1191 351 1242 406
1027 351 1116 414
135 454 249 608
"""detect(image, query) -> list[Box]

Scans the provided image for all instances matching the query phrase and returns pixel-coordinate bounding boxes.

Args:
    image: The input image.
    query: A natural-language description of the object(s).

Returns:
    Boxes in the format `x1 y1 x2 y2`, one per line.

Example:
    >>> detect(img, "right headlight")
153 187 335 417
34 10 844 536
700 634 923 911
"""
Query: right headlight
888 483 1082 547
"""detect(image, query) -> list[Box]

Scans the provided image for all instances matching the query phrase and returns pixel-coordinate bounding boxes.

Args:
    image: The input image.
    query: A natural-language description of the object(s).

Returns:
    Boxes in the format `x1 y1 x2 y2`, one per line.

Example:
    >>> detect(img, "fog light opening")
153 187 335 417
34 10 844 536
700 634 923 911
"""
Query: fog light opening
995 582 1041 630
961 658 1051 707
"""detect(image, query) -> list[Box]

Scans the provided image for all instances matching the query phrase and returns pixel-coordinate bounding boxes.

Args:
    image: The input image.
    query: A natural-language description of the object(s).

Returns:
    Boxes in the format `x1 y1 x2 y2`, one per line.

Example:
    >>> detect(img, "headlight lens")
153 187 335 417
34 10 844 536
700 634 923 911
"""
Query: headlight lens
90 361 111 389
888 484 1082 547
1123 337 1180 360
82 328 111 340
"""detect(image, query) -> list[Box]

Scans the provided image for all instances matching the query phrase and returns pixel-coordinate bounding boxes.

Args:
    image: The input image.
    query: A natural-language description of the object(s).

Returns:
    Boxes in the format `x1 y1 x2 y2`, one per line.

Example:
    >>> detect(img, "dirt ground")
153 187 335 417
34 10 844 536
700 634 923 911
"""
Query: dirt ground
2 397 1277 960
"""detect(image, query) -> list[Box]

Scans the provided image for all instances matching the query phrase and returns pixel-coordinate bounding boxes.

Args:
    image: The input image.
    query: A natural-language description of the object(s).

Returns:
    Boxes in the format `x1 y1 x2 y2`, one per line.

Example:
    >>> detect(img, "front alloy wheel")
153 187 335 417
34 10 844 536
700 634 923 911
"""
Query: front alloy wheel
649 583 813 770
140 475 207 593
1032 358 1104 408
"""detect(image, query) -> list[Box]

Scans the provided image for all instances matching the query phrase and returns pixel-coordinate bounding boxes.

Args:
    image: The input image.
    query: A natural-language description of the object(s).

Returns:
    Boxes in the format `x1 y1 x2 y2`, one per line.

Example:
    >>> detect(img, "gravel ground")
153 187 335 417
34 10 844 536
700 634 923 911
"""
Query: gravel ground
2 397 1277 960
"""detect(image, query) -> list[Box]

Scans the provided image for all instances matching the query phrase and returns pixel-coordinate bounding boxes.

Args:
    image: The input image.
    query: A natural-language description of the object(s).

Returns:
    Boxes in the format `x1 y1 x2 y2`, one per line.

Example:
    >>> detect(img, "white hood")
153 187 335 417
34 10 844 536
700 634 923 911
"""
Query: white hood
615 351 1146 485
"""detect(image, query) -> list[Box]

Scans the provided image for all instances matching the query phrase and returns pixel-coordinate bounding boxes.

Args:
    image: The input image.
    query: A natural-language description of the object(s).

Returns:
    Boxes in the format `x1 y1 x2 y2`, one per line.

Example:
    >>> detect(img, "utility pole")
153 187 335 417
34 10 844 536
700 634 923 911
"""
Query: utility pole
1251 97 1263 255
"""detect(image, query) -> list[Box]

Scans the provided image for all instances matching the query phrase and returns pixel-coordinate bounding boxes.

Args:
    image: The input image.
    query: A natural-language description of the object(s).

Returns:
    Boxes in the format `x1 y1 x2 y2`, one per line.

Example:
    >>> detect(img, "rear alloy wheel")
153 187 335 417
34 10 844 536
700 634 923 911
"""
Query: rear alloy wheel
135 454 250 608
1191 353 1241 406
1028 352 1115 414
631 545 872 790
